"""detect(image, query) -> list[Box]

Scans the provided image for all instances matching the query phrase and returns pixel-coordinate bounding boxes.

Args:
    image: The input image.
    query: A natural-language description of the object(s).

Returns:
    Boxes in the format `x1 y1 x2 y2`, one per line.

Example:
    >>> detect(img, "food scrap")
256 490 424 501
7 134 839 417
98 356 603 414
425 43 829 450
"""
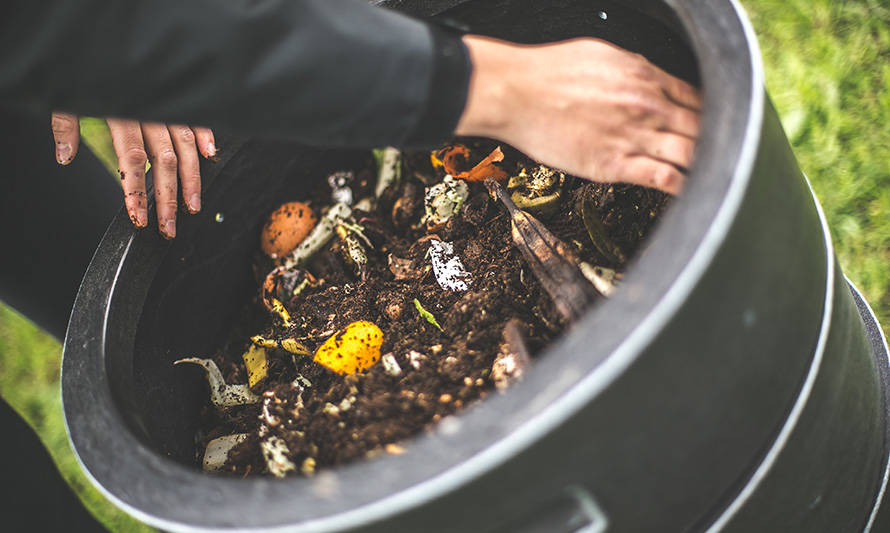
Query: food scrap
314 321 384 375
173 358 260 407
427 239 471 292
424 175 469 231
242 344 268 390
175 139 670 479
261 201 317 259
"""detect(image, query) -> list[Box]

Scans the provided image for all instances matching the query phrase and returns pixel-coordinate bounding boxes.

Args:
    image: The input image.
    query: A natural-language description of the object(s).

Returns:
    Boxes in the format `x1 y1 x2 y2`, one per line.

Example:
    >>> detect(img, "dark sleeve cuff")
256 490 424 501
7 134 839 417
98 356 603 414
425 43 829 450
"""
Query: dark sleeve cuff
401 23 472 149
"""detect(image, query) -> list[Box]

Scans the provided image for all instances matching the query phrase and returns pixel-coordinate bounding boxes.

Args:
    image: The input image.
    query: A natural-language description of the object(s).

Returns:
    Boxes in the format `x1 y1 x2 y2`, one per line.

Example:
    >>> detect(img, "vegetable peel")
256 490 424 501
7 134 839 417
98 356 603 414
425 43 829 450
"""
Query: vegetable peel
173 357 260 407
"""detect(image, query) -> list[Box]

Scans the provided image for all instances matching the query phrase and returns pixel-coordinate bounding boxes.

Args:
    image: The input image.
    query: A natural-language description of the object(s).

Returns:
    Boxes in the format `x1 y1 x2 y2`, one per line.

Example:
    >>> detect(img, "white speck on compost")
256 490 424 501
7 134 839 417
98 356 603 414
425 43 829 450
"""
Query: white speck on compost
408 350 425 370
428 239 471 292
381 353 402 376
261 436 296 478
331 186 353 206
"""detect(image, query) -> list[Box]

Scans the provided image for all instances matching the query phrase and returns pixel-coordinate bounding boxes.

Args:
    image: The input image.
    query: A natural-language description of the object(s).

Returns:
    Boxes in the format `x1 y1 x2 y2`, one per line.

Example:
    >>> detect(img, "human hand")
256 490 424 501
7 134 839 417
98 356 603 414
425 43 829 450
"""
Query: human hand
456 36 701 195
51 113 216 239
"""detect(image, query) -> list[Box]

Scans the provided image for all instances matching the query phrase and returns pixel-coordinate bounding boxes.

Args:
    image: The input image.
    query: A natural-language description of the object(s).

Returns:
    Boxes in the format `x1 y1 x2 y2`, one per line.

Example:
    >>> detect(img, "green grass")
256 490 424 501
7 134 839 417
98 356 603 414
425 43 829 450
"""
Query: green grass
1 1 888 530
741 0 890 324
0 307 154 532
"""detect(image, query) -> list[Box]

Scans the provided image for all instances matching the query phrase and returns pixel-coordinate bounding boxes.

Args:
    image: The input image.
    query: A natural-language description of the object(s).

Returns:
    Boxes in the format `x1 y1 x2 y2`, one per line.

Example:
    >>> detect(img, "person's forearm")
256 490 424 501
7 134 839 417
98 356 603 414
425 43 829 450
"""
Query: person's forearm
0 0 470 148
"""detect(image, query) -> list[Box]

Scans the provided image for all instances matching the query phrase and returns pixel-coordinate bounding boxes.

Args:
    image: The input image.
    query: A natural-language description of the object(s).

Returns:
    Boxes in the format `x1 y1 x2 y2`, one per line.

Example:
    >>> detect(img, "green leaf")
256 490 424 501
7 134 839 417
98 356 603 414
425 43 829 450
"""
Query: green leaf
413 298 443 332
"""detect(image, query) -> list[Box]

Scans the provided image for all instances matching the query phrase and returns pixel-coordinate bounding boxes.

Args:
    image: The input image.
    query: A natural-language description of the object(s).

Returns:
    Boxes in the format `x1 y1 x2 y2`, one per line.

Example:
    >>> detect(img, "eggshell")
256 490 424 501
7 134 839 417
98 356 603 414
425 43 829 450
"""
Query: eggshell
314 321 383 375
261 202 317 259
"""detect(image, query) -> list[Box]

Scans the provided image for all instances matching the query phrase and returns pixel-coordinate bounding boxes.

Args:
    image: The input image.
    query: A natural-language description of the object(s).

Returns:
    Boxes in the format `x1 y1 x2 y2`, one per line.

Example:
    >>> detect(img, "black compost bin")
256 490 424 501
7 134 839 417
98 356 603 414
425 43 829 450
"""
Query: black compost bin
62 0 890 531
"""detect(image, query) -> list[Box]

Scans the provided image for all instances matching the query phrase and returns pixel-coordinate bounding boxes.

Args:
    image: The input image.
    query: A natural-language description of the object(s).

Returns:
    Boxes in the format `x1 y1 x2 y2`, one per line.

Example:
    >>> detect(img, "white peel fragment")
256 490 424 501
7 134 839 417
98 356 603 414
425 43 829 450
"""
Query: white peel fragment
354 197 374 212
261 436 296 478
579 262 618 297
173 357 260 407
375 147 401 198
284 202 352 269
203 433 249 472
424 175 469 228
261 391 281 426
428 239 471 292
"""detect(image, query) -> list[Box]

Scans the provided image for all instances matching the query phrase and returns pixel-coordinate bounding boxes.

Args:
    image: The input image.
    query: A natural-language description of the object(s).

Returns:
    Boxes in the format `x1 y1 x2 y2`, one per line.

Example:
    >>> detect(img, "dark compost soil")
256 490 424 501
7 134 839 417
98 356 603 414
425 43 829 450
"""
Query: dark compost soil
188 139 669 478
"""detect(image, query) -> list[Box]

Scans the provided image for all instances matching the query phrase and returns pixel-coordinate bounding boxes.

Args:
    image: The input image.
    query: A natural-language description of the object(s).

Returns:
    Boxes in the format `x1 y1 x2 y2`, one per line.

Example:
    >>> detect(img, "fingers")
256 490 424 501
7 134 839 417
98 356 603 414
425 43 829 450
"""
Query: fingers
616 155 685 195
662 104 700 139
193 127 216 159
108 120 212 236
107 118 149 228
141 122 179 239
656 69 702 111
51 112 80 165
634 131 696 170
167 125 202 214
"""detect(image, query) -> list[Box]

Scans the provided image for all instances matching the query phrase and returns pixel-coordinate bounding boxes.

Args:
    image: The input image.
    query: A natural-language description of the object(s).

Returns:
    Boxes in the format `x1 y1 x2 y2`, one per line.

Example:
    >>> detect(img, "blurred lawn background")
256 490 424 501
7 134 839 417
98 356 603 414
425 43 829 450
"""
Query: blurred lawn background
0 0 888 530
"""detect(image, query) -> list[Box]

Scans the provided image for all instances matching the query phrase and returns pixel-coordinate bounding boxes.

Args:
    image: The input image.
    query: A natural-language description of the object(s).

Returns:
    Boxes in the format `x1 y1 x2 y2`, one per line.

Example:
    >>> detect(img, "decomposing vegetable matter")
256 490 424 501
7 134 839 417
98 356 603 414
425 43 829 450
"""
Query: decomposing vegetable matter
176 139 669 478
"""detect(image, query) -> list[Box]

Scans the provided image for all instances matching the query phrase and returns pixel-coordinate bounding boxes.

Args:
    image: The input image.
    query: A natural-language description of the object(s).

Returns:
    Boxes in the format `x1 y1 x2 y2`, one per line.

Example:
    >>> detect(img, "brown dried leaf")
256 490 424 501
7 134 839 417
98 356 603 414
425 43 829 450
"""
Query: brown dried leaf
486 179 595 321
581 198 626 265
388 254 421 281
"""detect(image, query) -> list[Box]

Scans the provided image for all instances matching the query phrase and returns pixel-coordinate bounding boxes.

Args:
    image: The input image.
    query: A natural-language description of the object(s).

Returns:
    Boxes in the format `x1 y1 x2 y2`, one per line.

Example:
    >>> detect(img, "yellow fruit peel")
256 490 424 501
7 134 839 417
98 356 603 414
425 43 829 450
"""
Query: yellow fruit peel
242 344 268 390
281 338 310 355
314 321 383 375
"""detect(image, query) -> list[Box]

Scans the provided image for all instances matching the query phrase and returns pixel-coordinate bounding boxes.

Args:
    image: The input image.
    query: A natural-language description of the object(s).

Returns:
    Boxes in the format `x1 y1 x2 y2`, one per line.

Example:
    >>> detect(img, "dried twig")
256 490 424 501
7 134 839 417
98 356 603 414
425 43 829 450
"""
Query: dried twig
486 179 596 321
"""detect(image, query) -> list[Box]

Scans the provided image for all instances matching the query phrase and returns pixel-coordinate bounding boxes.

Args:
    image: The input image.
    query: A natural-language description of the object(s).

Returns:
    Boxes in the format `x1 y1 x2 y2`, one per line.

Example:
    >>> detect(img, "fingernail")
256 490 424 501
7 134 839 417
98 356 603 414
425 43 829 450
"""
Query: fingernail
56 143 72 165
163 219 176 239
129 209 148 228
206 142 216 157
188 193 201 213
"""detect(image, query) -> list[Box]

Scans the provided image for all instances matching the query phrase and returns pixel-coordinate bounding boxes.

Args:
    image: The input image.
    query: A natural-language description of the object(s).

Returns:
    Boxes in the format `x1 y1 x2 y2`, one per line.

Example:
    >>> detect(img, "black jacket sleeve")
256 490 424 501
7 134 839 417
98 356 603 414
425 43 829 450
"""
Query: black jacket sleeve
0 0 471 148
